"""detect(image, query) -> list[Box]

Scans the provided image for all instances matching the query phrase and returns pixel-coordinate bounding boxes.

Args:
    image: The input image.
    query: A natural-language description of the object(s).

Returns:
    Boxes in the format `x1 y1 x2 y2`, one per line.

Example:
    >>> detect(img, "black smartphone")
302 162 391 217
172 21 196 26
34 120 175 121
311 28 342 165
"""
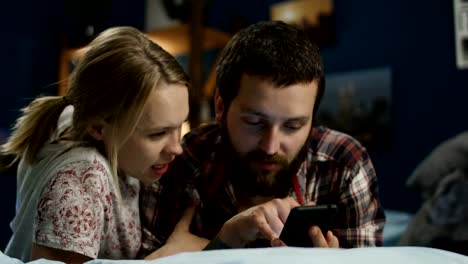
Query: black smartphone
279 204 338 247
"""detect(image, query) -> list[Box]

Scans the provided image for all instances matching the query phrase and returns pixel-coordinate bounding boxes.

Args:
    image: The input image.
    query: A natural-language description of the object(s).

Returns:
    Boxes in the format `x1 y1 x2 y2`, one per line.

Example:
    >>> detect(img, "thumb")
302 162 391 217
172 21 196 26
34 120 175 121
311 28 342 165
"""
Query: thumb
271 238 287 247
305 200 316 206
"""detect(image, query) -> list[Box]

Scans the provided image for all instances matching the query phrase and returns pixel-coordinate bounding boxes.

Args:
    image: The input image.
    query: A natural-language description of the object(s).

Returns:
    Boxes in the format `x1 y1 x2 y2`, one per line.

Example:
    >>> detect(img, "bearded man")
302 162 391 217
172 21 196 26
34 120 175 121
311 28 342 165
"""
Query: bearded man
139 21 385 259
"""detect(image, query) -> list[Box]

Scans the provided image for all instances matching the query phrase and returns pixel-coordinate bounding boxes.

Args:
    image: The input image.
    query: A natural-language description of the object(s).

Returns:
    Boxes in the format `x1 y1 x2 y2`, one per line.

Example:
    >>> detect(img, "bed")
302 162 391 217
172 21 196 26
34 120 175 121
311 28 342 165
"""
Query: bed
2 247 467 264
1 208 438 264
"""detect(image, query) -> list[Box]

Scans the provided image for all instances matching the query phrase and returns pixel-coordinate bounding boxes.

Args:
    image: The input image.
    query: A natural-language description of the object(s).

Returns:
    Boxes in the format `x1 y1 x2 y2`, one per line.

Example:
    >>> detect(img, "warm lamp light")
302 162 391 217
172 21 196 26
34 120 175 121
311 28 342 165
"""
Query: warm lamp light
270 0 333 26
181 121 191 138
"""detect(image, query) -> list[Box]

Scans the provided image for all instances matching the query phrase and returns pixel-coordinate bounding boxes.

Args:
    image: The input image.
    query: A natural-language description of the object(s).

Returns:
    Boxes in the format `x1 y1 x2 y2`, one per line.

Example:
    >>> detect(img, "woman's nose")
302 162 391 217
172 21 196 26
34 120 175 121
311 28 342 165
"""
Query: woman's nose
166 131 183 156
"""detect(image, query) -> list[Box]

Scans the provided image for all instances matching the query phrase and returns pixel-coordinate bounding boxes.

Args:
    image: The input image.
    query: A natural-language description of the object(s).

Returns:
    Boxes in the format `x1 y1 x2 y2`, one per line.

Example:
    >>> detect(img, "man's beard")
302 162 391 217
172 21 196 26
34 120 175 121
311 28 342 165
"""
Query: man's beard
221 123 311 199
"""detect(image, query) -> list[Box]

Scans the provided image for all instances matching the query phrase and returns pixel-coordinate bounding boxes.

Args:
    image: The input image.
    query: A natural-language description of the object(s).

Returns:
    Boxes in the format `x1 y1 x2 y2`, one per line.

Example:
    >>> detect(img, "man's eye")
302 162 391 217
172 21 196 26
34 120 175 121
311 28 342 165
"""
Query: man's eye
243 117 263 125
284 122 303 131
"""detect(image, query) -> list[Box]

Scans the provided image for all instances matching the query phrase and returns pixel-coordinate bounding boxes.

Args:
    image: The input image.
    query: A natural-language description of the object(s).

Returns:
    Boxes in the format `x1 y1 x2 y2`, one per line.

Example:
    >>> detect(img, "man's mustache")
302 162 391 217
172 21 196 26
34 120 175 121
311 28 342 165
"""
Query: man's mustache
243 150 289 166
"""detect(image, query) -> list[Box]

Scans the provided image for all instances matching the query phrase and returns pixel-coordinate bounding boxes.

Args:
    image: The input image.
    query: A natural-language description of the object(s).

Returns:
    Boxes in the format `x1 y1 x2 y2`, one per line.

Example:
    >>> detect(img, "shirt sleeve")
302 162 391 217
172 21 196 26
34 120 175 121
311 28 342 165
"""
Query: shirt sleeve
33 160 107 259
138 183 165 258
335 151 386 247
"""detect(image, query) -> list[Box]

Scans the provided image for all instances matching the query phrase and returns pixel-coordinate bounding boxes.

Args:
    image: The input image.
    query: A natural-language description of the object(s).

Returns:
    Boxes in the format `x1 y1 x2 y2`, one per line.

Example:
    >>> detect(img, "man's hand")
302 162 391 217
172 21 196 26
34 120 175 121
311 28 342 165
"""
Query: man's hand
303 201 339 248
217 197 300 248
308 226 339 248
145 206 209 260
215 197 339 249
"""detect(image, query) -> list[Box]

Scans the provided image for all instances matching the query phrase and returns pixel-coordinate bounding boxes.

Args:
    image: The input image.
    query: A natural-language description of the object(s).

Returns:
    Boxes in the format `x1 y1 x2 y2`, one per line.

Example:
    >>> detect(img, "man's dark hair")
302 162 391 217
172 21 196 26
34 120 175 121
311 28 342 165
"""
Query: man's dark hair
216 20 325 116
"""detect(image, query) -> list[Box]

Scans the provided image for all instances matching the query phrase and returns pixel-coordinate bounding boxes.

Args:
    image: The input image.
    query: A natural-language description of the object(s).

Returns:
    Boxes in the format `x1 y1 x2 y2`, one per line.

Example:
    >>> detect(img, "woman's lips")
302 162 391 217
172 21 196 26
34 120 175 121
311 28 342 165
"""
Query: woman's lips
152 163 169 175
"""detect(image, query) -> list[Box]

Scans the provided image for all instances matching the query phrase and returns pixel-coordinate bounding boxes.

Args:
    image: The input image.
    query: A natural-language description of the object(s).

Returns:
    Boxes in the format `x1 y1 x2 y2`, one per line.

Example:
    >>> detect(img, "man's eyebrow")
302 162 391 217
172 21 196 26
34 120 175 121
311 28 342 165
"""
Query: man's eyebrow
239 107 268 118
286 117 310 122
240 107 311 122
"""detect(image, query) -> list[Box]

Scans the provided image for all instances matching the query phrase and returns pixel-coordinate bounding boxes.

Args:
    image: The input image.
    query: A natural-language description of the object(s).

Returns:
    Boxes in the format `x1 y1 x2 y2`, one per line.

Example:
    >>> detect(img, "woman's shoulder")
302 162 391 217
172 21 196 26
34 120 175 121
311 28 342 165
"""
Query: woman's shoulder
37 145 114 201
40 142 108 166
57 145 111 178
27 143 112 184
63 144 108 163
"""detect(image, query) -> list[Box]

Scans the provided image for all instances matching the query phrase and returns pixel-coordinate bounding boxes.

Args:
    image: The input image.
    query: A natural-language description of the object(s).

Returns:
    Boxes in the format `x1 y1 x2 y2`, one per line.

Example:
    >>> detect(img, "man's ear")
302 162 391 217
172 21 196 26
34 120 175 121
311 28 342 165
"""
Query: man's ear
214 89 224 123
87 121 106 141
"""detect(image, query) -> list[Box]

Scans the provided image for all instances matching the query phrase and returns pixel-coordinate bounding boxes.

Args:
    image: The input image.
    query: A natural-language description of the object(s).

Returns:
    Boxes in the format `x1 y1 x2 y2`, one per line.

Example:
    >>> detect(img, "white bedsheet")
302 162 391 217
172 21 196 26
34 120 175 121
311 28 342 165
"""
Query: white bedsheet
3 247 467 264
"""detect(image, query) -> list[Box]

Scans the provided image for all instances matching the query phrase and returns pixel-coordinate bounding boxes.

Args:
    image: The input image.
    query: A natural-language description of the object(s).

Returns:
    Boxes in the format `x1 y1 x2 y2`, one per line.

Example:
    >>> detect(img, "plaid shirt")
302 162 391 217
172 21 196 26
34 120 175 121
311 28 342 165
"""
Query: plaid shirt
139 124 385 256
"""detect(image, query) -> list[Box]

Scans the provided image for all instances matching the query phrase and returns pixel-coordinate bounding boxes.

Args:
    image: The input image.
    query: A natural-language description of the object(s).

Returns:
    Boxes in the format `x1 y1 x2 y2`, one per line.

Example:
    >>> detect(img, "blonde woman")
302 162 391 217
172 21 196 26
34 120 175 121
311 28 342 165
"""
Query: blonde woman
2 26 189 262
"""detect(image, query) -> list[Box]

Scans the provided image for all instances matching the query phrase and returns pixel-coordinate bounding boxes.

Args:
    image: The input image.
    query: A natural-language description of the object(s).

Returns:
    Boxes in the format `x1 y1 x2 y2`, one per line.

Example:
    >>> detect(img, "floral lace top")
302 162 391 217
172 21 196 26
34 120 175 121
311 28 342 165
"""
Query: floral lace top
33 147 141 259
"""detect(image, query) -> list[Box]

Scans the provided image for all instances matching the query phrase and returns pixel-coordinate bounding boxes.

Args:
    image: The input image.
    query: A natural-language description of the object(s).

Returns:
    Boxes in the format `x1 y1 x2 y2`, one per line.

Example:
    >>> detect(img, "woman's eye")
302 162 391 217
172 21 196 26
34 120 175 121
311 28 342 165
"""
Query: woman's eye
149 131 166 138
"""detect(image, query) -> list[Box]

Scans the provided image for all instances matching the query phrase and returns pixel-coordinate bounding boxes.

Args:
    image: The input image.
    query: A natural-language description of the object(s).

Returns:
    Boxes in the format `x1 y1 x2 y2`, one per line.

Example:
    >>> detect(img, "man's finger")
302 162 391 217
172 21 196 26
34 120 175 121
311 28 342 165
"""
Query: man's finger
274 197 301 222
256 216 279 241
283 197 301 209
326 231 340 248
270 198 295 223
309 226 328 247
271 238 287 247
263 207 285 236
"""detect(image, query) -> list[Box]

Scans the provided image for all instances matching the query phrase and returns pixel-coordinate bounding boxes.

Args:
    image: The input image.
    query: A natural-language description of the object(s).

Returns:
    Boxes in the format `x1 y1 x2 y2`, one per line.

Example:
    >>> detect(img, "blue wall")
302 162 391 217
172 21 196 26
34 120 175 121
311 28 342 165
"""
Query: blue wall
318 0 468 212
1 0 467 249
206 0 468 212
0 0 145 249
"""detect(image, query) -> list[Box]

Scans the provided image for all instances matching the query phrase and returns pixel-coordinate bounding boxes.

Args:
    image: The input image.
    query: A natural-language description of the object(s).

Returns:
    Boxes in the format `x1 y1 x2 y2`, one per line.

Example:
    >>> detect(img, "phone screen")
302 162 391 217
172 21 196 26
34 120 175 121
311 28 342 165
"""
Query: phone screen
279 204 338 247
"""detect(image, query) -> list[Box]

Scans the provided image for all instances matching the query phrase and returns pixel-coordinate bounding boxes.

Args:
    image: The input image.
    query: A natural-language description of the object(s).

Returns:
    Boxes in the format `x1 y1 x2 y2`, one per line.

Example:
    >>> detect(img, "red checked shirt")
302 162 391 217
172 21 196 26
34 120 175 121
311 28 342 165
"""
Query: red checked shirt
139 124 385 256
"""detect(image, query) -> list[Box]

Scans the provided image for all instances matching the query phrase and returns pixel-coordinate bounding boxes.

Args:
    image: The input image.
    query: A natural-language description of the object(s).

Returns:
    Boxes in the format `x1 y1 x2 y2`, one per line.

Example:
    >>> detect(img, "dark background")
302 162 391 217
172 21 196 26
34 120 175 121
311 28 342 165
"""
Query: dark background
1 0 467 249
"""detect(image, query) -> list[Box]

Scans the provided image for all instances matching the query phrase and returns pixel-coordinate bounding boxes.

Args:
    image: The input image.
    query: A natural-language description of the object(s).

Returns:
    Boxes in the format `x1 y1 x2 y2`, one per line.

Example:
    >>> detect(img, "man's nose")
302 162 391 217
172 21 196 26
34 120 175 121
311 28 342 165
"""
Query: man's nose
258 127 280 155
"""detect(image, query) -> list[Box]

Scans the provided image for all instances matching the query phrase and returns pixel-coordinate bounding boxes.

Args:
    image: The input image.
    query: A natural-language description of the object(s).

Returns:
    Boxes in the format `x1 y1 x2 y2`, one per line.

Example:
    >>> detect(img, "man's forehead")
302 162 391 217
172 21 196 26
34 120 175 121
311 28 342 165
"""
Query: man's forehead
234 85 316 118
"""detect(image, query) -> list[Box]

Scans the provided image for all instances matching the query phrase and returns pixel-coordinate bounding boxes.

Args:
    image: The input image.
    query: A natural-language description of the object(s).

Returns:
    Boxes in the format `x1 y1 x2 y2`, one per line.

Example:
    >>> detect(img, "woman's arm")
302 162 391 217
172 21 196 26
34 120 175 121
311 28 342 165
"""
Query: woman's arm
32 243 91 263
144 206 209 260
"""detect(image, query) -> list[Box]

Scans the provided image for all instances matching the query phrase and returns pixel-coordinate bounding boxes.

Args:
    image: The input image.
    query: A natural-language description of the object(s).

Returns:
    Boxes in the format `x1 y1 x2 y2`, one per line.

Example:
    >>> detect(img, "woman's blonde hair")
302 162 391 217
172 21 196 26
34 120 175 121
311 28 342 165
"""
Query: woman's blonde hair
1 26 189 181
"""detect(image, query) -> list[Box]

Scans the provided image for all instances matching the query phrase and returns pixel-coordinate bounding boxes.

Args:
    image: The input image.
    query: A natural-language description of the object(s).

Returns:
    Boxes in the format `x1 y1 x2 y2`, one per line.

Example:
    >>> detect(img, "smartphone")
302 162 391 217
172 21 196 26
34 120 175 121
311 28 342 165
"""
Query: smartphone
279 204 338 247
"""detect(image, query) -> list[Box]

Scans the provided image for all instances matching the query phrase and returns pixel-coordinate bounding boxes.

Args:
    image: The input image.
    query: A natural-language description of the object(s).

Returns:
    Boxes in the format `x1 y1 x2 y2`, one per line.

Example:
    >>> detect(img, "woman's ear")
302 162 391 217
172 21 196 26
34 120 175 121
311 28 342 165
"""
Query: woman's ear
87 122 106 141
214 89 224 124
